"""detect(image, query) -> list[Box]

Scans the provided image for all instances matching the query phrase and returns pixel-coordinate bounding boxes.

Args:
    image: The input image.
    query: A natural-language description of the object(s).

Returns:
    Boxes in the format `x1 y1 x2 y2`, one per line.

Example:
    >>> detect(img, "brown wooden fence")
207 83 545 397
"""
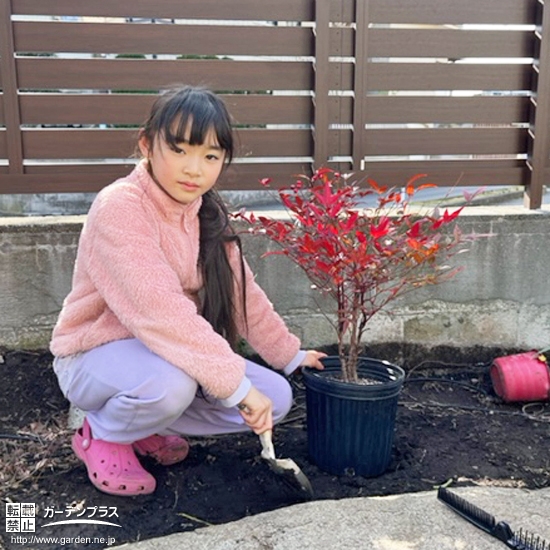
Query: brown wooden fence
0 0 549 207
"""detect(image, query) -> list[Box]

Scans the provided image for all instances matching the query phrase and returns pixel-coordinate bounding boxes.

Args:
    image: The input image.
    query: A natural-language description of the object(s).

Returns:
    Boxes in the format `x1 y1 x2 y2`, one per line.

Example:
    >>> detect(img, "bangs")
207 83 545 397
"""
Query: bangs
153 88 234 161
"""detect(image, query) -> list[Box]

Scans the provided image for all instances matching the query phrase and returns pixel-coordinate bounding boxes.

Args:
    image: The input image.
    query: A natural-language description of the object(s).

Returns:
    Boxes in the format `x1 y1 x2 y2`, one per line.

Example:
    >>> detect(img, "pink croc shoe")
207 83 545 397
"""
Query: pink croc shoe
72 419 156 496
133 434 190 466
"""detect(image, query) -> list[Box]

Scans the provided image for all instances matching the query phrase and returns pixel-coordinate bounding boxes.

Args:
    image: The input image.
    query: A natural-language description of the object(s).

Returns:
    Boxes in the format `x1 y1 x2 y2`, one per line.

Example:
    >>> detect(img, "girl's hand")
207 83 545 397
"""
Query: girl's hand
237 386 273 434
300 350 327 370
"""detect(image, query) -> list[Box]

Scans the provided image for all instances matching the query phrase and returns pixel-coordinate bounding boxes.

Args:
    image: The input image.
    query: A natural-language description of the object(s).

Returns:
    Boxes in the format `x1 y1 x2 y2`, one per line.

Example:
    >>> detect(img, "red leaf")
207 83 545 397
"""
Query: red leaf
368 178 388 194
405 174 434 196
443 207 463 222
356 230 367 244
407 221 422 238
370 217 390 239
407 238 421 250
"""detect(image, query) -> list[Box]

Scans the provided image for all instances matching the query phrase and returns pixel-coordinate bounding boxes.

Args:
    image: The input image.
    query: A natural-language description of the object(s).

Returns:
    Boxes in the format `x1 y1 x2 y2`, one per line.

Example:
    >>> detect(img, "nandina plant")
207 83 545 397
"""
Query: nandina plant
236 168 478 383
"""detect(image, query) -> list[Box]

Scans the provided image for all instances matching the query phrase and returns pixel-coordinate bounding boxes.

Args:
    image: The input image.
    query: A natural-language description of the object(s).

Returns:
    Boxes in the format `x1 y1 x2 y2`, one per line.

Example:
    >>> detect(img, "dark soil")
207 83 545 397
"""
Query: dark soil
1 344 549 550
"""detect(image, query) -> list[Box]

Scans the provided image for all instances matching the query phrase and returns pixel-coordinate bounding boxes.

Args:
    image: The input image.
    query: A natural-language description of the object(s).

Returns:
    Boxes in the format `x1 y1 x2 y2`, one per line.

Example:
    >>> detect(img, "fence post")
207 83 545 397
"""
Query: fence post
313 0 331 169
0 0 24 176
352 0 370 172
526 0 550 209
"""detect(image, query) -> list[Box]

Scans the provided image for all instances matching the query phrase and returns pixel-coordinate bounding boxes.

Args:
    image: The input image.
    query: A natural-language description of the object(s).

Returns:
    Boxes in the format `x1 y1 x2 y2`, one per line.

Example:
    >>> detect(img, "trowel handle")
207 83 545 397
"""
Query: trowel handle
259 429 276 460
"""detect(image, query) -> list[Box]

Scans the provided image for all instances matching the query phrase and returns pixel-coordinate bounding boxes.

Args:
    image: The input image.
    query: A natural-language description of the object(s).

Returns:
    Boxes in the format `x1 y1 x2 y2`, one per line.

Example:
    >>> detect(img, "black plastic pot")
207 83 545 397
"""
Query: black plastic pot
302 356 405 477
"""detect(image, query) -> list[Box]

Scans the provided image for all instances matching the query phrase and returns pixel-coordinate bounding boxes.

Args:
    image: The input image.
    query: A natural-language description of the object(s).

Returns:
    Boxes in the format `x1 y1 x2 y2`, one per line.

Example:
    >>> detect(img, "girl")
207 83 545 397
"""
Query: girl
50 86 325 496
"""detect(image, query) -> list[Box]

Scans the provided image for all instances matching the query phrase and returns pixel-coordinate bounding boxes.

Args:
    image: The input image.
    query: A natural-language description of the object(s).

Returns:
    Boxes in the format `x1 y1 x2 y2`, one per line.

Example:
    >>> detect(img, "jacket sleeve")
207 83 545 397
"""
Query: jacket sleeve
227 243 302 370
82 188 247 401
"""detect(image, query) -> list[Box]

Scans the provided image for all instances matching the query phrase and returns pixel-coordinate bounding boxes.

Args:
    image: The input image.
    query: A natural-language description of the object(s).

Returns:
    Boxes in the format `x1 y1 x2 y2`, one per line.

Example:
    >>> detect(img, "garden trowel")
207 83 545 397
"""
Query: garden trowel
259 429 314 500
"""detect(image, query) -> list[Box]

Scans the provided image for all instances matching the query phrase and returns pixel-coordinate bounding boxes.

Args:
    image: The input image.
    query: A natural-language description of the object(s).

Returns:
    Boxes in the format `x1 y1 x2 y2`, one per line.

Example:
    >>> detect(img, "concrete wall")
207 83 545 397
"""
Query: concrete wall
2 205 550 351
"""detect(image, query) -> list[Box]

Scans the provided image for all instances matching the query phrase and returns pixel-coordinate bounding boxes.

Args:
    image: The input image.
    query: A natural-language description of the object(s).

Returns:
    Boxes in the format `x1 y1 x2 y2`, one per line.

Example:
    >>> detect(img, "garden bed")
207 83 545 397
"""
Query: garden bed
1 344 549 550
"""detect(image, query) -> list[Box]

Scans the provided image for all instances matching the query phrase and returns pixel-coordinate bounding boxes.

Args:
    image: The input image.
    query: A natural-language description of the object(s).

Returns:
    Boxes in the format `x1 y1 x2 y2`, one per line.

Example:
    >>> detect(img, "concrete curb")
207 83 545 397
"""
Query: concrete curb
117 486 550 550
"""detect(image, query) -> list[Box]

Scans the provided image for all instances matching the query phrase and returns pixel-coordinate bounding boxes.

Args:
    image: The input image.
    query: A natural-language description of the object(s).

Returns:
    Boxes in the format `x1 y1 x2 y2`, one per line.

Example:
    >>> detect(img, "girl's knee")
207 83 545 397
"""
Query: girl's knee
150 379 198 421
118 370 198 426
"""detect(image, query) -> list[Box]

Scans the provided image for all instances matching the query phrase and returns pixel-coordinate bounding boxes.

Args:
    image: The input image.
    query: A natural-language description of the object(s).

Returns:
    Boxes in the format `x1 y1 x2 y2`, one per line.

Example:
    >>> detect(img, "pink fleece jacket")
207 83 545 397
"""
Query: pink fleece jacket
50 160 302 404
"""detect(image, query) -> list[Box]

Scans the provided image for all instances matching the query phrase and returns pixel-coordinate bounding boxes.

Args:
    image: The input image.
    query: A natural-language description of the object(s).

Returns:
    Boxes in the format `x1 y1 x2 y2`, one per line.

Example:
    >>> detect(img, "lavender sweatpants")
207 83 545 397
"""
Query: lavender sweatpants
53 339 293 444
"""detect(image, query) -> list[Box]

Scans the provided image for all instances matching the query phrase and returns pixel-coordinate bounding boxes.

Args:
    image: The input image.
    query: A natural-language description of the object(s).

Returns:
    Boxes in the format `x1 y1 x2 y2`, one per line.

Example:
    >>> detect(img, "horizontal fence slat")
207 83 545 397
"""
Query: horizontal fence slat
23 129 138 159
23 163 136 175
13 21 321 57
359 164 529 187
19 93 318 126
368 28 535 59
0 169 134 193
235 129 313 157
0 163 316 193
16 58 317 92
365 96 531 124
367 63 532 92
11 0 316 22
364 127 529 156
20 162 313 180
369 0 537 25
11 0 354 23
228 95 317 125
0 165 535 194
364 158 526 172
21 128 313 159
19 93 156 126
221 163 315 189
13 22 353 59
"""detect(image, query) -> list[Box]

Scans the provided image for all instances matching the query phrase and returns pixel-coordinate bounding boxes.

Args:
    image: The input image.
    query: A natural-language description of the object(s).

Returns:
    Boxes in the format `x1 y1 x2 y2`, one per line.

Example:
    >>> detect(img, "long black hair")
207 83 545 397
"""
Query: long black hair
140 86 246 348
